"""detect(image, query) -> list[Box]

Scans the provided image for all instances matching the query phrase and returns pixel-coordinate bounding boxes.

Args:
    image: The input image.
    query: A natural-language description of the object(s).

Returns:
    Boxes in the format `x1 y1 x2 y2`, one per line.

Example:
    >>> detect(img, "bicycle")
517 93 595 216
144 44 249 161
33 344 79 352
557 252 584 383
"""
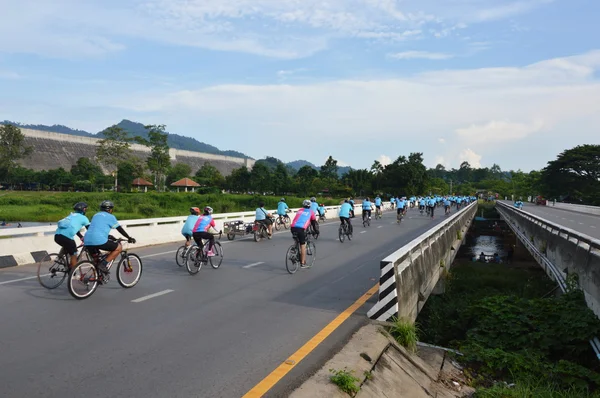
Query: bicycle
286 230 316 274
175 242 196 267
338 220 353 243
37 243 90 289
318 212 326 223
375 208 382 220
253 221 272 242
362 212 371 227
67 238 142 300
185 232 223 275
274 213 291 231
397 210 404 224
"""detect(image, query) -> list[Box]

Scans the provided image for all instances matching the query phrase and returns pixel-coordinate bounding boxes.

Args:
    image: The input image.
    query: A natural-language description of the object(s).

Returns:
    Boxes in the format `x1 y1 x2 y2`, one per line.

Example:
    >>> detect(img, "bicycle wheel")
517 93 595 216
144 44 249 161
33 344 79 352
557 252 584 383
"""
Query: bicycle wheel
347 226 353 241
274 218 282 231
186 247 203 275
339 226 345 243
286 245 299 274
305 242 316 267
284 216 290 229
116 254 143 288
209 242 223 269
37 253 69 289
363 218 368 227
68 261 99 300
175 246 187 267
227 231 235 240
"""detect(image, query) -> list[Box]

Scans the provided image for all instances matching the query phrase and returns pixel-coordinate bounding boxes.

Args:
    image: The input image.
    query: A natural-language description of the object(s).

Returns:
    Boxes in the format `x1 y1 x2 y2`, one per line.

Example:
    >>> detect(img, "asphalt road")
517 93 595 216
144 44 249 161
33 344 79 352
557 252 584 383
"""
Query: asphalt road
0 207 462 398
503 201 600 239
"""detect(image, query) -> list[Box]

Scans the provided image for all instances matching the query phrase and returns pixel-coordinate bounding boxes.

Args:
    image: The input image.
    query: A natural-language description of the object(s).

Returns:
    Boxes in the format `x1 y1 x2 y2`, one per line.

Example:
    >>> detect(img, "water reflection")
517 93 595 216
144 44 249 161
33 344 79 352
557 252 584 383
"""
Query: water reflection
459 234 507 262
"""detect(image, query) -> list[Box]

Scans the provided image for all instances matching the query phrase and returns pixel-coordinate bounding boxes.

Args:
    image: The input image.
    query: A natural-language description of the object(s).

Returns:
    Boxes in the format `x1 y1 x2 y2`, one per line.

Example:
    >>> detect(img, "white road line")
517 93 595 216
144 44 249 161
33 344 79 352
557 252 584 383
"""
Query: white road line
591 226 597 229
579 223 584 225
377 226 382 229
243 262 265 269
360 231 367 234
131 289 174 303
141 250 177 258
0 275 41 285
569 220 575 222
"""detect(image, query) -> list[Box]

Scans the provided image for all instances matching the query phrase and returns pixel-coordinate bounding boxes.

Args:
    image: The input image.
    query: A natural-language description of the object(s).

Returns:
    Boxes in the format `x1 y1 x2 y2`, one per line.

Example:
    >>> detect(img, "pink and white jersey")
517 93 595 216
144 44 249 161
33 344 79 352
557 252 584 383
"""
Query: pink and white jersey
291 209 316 229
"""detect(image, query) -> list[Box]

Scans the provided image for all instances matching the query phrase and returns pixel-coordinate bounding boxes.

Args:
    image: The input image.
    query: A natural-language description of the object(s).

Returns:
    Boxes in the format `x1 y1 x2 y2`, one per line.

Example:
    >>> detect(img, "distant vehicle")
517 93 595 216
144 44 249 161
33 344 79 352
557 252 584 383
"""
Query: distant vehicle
535 196 546 205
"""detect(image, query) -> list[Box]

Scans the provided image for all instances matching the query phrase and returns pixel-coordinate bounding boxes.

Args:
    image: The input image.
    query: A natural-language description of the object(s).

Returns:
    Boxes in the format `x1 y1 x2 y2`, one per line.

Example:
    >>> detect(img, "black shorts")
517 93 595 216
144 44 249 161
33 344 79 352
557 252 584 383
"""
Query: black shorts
257 219 273 226
85 240 118 253
182 233 192 241
192 231 214 247
397 208 405 215
54 234 77 256
376 206 381 210
291 227 306 245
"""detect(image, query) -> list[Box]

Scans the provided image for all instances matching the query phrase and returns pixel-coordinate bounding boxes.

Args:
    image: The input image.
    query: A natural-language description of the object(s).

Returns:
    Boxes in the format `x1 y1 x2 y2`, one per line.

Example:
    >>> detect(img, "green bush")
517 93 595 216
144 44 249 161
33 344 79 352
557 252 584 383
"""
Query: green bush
138 204 160 218
389 317 419 353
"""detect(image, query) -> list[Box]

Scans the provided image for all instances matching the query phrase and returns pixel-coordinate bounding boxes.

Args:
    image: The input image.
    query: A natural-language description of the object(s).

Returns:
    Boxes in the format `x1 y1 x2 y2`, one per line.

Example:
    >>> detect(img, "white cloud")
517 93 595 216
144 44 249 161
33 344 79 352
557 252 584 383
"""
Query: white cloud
377 155 392 166
459 149 482 168
0 0 555 59
456 120 545 144
388 51 453 60
438 138 446 144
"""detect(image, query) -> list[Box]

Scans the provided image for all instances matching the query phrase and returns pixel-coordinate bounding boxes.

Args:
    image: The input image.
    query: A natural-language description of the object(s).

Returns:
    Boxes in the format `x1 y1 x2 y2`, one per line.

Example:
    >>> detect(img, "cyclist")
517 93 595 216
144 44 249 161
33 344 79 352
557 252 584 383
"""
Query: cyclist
310 197 319 215
317 203 326 219
255 201 274 238
291 199 318 267
362 197 373 221
277 198 290 222
54 202 90 269
443 197 451 215
84 200 136 274
428 197 436 218
396 196 406 218
192 206 218 256
339 199 353 235
182 207 200 247
374 196 382 216
390 196 395 210
349 197 355 218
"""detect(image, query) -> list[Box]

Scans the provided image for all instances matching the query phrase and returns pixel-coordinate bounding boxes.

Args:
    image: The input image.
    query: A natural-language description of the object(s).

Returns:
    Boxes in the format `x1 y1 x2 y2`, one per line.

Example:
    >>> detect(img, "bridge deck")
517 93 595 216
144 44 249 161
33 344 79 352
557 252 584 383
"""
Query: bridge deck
0 208 452 398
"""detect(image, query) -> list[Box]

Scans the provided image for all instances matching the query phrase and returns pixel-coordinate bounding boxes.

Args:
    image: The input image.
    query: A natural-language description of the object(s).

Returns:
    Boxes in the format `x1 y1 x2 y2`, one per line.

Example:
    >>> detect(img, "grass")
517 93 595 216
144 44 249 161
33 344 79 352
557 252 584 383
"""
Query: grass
0 191 342 222
388 317 419 353
329 368 360 395
417 260 600 395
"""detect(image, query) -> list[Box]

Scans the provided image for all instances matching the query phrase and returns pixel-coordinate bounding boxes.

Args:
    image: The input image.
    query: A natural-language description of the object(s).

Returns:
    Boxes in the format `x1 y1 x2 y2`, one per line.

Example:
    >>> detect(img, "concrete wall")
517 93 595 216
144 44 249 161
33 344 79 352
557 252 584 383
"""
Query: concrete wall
367 202 478 322
0 203 375 268
16 128 254 176
497 202 600 318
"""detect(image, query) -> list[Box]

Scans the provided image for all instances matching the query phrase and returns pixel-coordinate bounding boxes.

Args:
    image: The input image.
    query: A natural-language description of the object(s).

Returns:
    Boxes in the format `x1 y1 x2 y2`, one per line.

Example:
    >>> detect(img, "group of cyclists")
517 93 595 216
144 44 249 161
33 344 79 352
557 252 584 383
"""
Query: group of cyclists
52 193 477 275
53 200 136 274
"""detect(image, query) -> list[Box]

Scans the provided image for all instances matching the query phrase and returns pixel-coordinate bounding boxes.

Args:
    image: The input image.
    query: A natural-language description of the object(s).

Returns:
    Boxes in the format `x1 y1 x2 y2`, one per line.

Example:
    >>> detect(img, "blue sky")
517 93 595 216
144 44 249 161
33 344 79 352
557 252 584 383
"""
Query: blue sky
1 0 599 172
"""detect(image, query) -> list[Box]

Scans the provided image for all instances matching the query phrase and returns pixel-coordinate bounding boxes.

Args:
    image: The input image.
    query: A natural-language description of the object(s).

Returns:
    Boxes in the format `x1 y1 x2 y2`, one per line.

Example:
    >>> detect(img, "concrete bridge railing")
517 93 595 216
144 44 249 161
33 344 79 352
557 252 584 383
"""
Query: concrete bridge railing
548 202 600 216
367 201 477 322
496 201 600 316
0 203 381 268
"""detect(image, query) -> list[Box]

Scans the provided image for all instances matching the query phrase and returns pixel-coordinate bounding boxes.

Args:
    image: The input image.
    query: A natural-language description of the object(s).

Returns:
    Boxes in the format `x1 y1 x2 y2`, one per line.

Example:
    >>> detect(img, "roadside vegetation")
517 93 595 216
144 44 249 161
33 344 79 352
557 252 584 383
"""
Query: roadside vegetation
417 261 600 397
0 191 342 222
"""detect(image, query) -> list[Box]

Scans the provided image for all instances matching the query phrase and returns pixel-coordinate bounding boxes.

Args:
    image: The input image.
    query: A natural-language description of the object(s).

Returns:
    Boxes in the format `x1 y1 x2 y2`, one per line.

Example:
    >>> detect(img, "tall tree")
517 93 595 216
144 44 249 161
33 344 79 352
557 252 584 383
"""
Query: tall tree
320 156 339 181
249 162 272 193
541 144 600 205
167 163 192 185
117 159 147 192
272 163 292 195
136 124 171 191
225 166 251 193
0 124 32 181
96 125 133 190
195 162 225 188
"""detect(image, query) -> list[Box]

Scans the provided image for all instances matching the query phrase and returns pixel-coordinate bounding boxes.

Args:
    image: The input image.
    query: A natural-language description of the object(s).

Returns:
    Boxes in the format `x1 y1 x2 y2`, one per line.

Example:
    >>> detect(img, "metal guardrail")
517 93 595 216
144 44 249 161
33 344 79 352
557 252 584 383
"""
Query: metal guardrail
496 201 600 360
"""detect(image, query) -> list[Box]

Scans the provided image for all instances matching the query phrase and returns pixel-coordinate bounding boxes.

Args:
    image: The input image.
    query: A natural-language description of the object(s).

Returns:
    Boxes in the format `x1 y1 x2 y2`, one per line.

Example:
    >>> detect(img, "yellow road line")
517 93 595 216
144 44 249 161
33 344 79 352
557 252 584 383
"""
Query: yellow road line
242 283 379 398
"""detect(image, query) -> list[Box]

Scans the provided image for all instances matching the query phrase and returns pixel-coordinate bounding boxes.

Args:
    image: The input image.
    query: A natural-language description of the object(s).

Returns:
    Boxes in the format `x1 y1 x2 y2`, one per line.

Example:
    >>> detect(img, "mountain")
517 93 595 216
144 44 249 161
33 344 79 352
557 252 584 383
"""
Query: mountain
4 119 250 159
287 160 318 171
2 121 94 137
285 159 352 177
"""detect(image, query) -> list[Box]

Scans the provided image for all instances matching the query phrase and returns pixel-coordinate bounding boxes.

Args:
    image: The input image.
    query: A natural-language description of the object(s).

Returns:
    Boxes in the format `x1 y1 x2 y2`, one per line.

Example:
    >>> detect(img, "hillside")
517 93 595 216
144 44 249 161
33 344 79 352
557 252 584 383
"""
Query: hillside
3 119 250 159
286 159 352 177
